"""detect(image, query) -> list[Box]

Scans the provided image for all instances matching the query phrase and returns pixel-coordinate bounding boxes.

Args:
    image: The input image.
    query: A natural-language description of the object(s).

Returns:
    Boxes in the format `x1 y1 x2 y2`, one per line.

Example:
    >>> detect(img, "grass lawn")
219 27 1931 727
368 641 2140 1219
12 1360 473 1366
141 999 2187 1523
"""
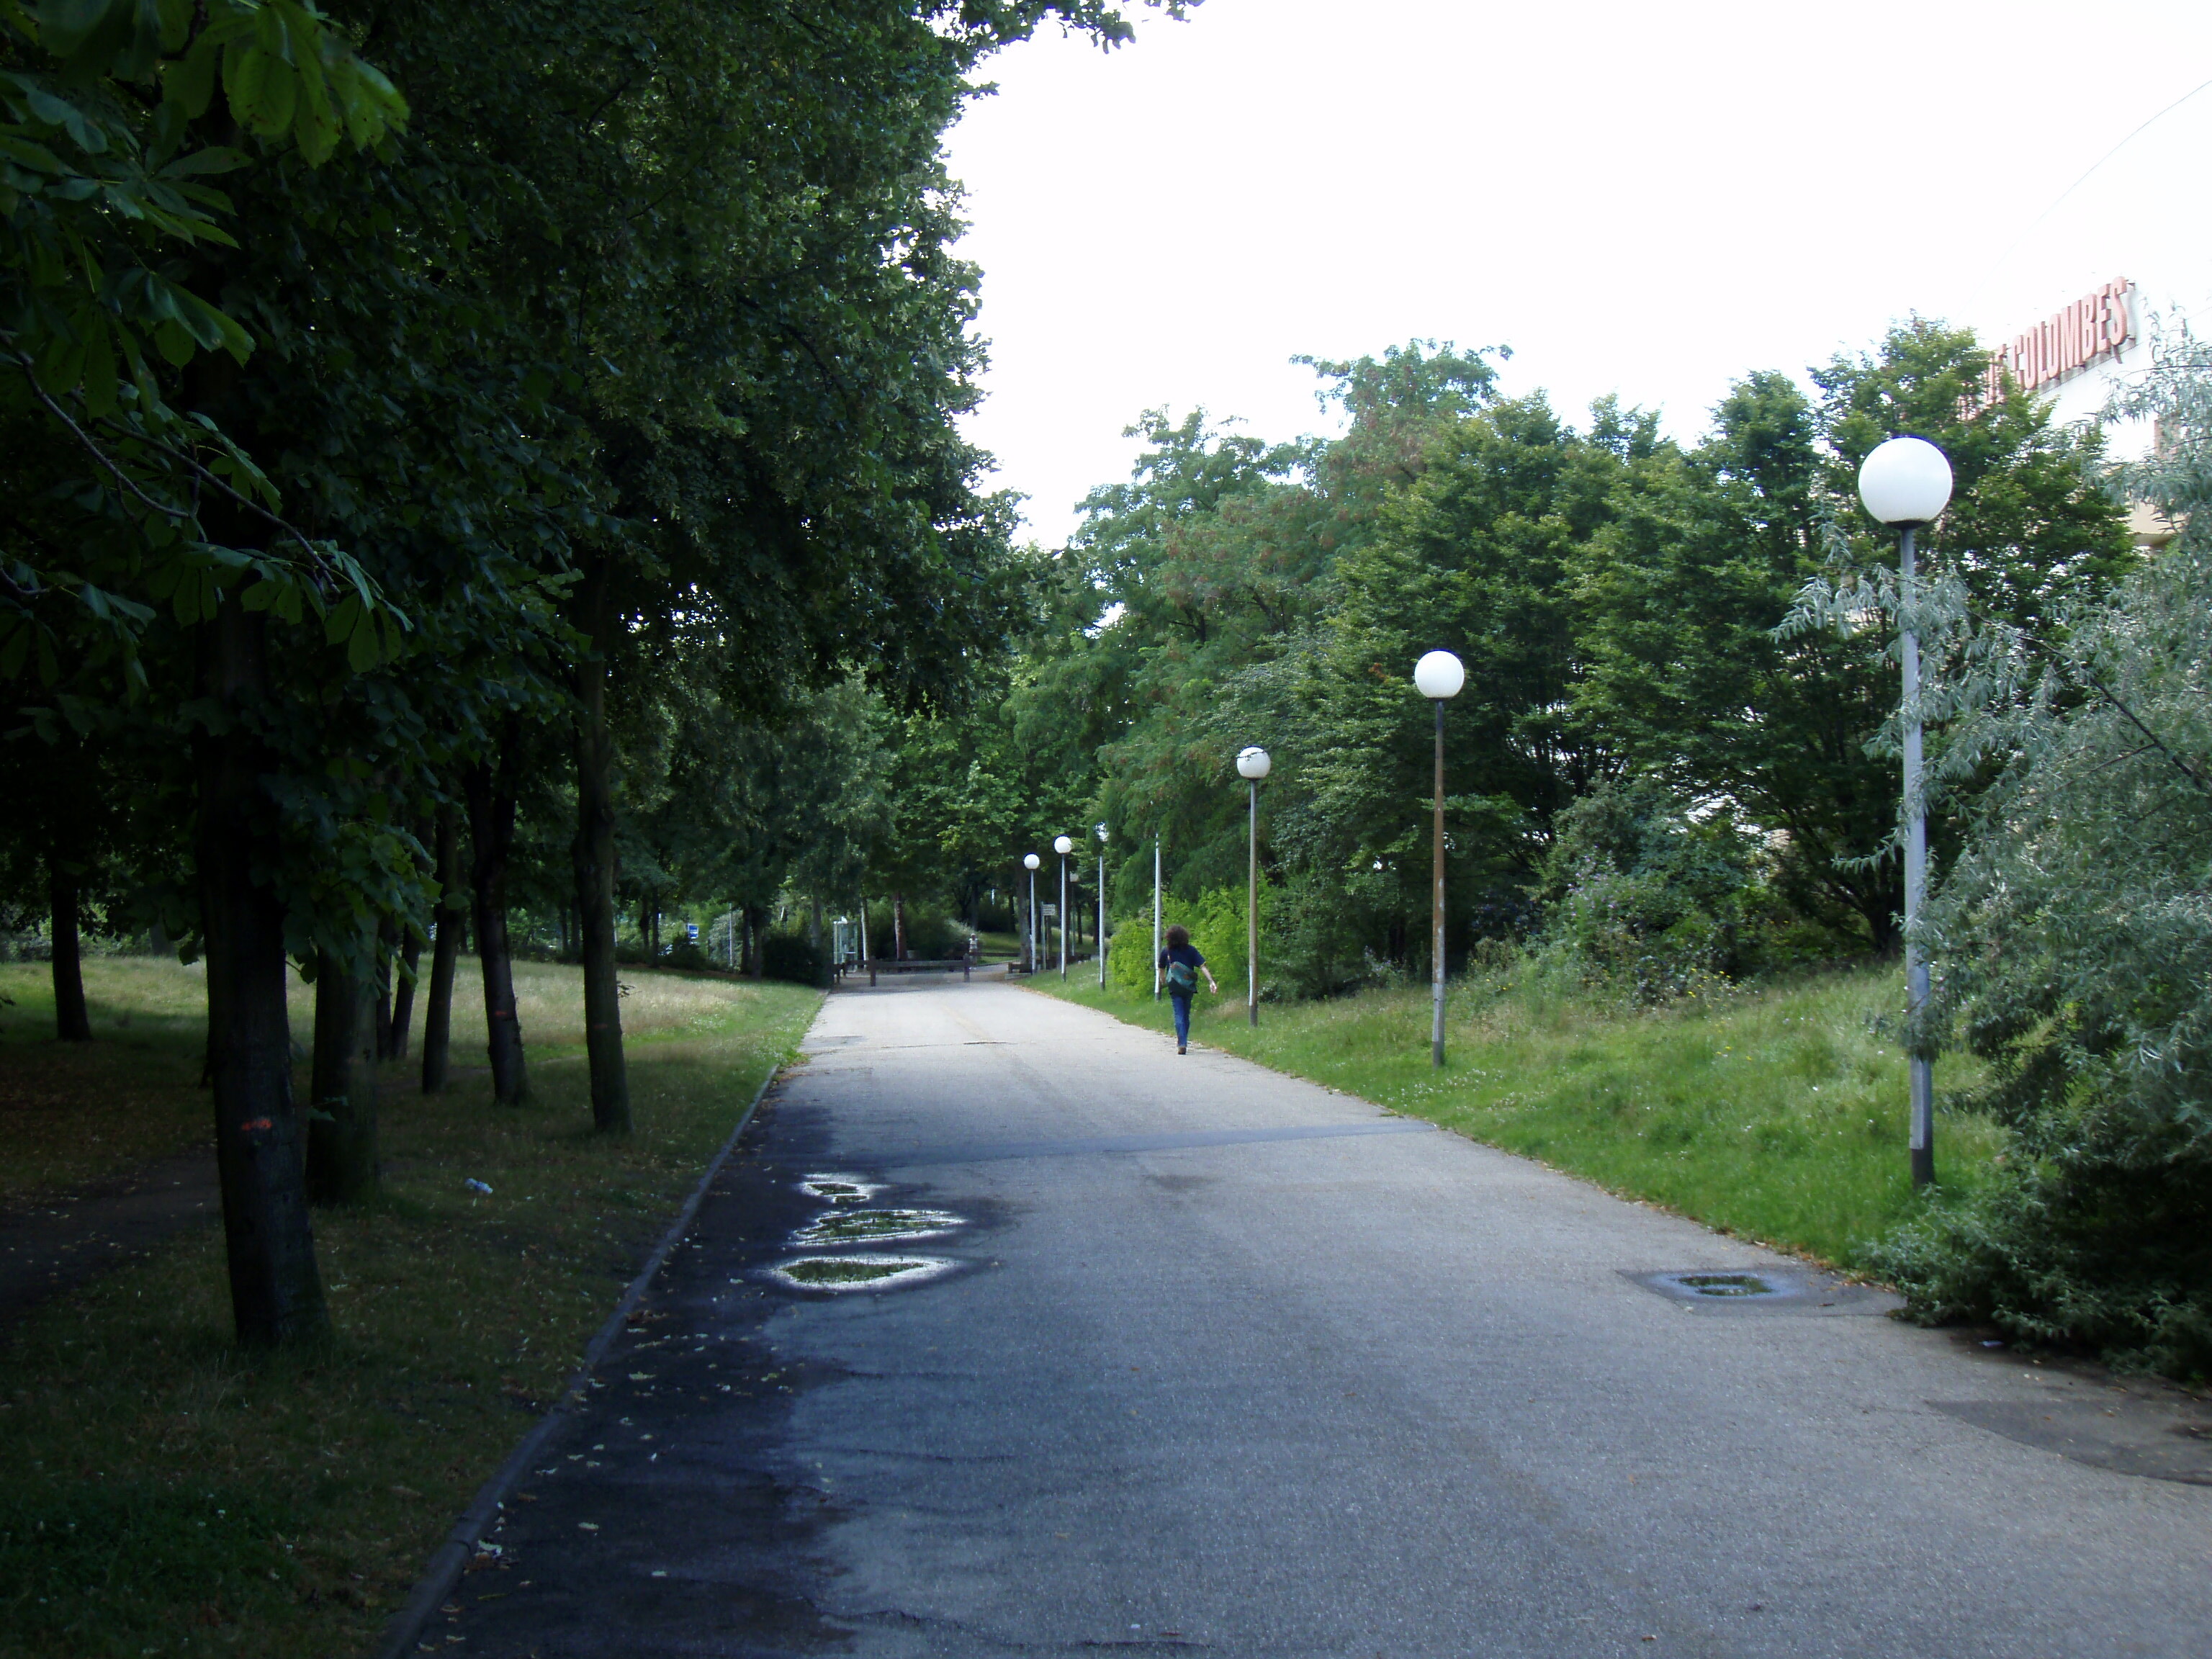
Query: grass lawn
0 958 226 1205
1028 963 2001 1272
0 956 820 1659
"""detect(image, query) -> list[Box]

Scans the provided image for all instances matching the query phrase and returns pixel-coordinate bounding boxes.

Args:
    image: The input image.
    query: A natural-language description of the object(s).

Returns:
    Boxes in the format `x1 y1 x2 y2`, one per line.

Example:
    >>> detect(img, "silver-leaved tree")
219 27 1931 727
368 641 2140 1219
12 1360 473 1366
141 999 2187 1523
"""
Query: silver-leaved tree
1869 321 2212 1376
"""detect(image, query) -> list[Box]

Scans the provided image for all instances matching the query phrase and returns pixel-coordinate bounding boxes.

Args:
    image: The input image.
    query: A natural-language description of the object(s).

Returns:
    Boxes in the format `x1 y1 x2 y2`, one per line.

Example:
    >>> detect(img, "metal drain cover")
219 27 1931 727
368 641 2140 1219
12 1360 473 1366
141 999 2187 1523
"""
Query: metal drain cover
1676 1272 1777 1298
1624 1267 1902 1316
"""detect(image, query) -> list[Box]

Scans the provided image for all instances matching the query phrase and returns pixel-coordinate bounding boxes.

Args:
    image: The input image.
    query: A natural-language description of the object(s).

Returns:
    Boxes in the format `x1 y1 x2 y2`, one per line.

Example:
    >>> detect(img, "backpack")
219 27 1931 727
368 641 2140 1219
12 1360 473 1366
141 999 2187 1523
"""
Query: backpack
1165 956 1196 993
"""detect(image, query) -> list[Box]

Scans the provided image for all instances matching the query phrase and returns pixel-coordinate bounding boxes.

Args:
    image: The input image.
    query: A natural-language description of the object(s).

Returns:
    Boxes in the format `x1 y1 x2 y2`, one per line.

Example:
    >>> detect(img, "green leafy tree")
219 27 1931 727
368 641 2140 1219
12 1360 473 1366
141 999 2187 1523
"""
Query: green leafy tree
1574 322 2133 950
1293 391 1632 956
1081 344 1505 920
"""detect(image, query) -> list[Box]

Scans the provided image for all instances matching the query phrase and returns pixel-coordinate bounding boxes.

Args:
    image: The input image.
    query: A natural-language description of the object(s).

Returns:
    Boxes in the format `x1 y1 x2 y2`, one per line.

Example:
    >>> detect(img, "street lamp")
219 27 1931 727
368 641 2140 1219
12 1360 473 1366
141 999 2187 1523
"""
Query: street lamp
1414 649 1465 1068
1054 834 1074 979
1236 746 1270 1026
1858 434 1954 1190
1023 853 1040 974
1153 832 1163 1002
1095 823 1110 988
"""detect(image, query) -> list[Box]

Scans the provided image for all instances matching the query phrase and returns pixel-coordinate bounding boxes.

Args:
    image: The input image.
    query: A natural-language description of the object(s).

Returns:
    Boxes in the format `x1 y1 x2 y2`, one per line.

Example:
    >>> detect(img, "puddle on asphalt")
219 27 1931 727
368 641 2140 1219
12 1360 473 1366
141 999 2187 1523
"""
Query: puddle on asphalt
798 1173 886 1203
791 1208 962 1246
765 1254 955 1292
1677 1273 1774 1298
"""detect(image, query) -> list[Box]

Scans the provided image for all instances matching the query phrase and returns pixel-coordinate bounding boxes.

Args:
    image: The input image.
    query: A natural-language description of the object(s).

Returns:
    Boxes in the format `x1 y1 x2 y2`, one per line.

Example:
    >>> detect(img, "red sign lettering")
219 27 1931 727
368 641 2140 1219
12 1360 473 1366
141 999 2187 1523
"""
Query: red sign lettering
1967 279 2134 417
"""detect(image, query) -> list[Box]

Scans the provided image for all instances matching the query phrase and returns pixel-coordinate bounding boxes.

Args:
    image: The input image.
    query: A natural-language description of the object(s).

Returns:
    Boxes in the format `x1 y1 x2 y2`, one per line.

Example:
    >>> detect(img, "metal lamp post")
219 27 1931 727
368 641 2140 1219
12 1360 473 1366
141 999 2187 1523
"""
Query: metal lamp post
1054 834 1073 979
1095 823 1110 988
1153 834 1162 1001
1858 434 1954 1190
1022 852 1040 974
1236 746 1270 1026
1413 649 1465 1068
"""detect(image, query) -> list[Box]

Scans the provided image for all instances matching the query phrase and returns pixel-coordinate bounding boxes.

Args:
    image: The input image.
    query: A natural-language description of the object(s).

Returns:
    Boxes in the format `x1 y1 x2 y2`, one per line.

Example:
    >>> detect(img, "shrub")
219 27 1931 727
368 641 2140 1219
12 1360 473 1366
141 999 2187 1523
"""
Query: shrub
1531 777 1758 1004
761 930 827 986
1183 882 1259 1002
1109 905 1157 995
1870 524 2212 1377
1267 868 1390 999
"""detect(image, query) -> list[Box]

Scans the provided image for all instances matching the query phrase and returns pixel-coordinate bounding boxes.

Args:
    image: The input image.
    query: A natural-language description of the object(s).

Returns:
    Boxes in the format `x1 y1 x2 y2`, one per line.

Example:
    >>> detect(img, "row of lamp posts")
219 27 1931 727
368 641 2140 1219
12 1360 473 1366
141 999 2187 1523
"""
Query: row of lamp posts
1051 653 1465 1046
1007 431 1944 1185
1020 829 1112 981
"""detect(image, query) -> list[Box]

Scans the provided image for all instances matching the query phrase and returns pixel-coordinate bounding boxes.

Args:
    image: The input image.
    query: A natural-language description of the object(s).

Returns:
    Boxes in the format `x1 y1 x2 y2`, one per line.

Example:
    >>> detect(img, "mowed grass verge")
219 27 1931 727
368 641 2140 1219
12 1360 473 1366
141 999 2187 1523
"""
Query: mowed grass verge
1027 962 2000 1269
0 958 227 1205
0 958 820 1659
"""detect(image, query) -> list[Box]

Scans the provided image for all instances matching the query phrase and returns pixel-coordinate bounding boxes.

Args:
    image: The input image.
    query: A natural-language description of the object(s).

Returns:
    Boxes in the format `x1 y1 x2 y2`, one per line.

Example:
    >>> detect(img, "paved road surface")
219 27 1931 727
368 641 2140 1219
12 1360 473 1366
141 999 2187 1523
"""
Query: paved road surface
445 979 2212 1658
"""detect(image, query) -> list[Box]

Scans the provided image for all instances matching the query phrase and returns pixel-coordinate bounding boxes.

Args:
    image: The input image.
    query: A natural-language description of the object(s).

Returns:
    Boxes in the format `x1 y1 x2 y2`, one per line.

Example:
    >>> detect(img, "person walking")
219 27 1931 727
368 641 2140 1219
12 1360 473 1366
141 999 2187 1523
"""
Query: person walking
1157 923 1218 1055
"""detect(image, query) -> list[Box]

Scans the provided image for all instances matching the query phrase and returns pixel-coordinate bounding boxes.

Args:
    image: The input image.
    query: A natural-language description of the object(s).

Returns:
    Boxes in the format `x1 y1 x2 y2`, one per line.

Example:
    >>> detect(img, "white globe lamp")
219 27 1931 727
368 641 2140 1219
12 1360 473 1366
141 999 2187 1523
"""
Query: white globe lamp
1413 649 1465 701
1236 746 1271 781
1858 436 1953 526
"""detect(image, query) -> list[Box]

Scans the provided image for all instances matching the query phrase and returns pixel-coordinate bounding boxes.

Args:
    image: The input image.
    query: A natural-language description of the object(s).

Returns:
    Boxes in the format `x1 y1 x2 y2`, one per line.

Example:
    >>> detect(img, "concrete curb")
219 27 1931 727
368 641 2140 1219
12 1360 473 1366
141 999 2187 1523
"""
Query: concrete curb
370 1063 787 1659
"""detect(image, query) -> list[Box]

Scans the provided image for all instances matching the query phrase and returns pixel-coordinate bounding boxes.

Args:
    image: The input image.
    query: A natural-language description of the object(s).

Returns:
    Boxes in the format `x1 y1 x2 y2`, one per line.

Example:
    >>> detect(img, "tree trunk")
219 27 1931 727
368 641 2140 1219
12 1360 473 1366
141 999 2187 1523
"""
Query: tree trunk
893 892 907 961
386 927 421 1062
572 565 629 1133
48 859 91 1041
747 904 766 981
467 747 529 1105
307 943 380 1205
421 806 464 1094
196 601 328 1346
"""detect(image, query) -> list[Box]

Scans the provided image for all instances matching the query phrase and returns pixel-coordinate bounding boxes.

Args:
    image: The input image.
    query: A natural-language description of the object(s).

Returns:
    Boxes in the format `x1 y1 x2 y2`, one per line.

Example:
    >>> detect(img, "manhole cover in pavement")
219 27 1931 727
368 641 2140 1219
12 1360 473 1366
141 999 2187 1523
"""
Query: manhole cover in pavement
1624 1268 1901 1316
1676 1272 1775 1298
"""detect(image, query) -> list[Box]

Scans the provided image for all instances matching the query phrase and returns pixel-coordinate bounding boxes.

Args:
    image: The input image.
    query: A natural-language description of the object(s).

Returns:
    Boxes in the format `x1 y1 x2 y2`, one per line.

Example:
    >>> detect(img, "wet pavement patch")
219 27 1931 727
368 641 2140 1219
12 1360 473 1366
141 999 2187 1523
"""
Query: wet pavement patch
791 1207 961 1246
798 1172 885 1202
766 1253 955 1292
1931 1396 2212 1485
1624 1267 1902 1316
437 1092 876 1657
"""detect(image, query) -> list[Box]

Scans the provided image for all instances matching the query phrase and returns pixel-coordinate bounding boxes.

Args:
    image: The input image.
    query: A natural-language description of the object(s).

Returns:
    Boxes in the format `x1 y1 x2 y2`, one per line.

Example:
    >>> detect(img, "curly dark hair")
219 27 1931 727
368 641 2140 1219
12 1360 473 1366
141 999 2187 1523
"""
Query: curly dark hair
1164 923 1190 949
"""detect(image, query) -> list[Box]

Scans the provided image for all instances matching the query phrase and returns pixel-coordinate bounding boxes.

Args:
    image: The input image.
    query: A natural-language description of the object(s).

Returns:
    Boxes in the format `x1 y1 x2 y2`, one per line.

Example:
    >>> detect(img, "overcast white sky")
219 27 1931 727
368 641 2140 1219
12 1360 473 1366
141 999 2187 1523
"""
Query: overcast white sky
942 0 2212 546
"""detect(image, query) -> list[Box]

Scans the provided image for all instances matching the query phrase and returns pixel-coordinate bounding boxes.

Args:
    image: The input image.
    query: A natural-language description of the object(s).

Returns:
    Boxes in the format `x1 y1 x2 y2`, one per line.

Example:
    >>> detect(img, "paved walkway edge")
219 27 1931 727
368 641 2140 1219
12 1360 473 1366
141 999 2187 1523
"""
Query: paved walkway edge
372 1064 788 1659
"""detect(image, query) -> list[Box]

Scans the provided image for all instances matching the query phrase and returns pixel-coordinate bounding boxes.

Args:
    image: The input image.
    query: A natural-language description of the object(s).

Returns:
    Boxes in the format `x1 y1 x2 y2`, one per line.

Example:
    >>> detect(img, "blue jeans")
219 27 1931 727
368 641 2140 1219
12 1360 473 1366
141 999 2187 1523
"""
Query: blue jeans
1170 992 1192 1046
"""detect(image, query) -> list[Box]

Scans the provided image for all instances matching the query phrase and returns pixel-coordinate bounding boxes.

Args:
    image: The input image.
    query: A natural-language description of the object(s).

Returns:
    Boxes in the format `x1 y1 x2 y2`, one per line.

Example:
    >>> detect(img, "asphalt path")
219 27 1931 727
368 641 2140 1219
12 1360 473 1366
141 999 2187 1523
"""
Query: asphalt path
443 978 2212 1658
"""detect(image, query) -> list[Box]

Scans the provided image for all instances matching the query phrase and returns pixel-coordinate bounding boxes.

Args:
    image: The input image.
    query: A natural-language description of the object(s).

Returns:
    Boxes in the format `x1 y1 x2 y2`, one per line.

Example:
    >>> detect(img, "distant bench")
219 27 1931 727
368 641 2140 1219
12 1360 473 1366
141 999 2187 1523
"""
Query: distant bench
863 956 972 986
